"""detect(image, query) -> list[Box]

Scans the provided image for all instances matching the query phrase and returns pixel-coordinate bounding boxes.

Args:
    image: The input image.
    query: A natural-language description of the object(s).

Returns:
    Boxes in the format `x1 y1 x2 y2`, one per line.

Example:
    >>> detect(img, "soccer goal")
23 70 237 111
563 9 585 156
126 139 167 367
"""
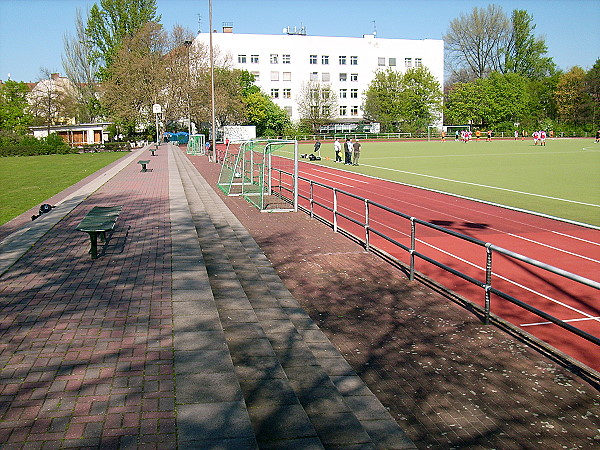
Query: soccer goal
217 139 299 212
444 125 471 140
186 134 206 155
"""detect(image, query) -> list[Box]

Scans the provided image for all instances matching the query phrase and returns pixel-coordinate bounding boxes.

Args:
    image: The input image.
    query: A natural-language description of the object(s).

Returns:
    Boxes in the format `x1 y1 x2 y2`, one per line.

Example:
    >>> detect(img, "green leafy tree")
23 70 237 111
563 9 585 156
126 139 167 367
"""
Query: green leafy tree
0 80 33 135
85 0 160 80
445 72 529 128
363 67 442 133
555 66 594 126
363 69 404 132
585 59 600 125
244 91 290 137
504 10 555 79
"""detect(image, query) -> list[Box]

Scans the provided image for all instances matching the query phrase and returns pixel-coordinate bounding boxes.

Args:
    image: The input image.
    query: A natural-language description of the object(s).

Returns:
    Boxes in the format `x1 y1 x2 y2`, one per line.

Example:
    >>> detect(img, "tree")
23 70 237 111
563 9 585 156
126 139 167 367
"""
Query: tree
100 22 168 137
555 66 594 126
504 10 555 79
445 72 529 129
0 80 33 134
296 81 337 133
62 8 102 122
585 59 600 126
85 0 160 80
244 91 290 137
444 4 509 80
363 67 442 133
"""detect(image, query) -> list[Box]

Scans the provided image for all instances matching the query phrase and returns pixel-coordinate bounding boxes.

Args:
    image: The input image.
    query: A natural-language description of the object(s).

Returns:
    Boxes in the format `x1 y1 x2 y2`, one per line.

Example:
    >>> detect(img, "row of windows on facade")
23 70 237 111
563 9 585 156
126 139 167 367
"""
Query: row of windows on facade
253 71 359 82
269 88 360 99
280 105 361 117
238 54 423 68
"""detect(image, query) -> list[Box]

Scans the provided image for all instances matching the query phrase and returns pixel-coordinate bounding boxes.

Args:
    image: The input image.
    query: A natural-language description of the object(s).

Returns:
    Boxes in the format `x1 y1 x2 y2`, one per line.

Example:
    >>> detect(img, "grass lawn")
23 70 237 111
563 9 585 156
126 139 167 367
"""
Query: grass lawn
299 138 600 226
0 152 127 225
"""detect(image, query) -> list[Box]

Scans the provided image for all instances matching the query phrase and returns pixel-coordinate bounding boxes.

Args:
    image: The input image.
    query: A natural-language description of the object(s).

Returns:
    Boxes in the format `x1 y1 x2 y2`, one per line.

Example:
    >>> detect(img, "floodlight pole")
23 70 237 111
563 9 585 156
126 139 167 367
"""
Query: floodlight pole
209 0 216 162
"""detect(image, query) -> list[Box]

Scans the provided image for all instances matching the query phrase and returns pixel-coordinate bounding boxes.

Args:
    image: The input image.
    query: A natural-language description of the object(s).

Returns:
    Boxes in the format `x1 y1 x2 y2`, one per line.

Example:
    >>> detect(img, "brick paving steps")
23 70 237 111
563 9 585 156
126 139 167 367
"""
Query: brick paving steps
171 146 415 448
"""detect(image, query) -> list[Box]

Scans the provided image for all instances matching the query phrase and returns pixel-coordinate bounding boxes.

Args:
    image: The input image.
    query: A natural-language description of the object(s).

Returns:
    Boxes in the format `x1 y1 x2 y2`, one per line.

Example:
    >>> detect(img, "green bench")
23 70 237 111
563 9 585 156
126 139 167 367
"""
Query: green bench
138 160 150 171
76 206 123 259
149 147 157 156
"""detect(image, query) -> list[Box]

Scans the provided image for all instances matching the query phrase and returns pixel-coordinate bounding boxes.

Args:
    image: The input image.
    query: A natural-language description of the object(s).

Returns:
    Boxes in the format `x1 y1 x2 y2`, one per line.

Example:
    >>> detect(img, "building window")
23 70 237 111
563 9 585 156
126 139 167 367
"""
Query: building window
339 88 347 98
378 57 385 66
283 71 292 81
270 88 279 98
251 71 260 81
339 55 347 65
322 55 329 65
251 54 259 63
310 72 318 81
321 106 330 116
310 105 319 115
350 106 359 116
284 106 292 117
339 106 347 116
405 57 412 68
350 73 358 81
238 54 247 64
310 89 319 100
310 54 317 64
339 73 347 82
389 57 396 66
350 88 358 98
350 56 358 65
415 58 422 67
270 71 279 81
270 54 278 64
322 72 330 82
282 54 291 64
283 88 291 99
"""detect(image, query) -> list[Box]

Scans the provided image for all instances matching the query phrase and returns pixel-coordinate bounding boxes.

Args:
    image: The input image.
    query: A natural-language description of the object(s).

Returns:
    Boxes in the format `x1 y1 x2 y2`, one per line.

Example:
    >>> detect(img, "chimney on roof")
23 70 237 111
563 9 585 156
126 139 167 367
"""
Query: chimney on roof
222 22 233 33
51 73 60 80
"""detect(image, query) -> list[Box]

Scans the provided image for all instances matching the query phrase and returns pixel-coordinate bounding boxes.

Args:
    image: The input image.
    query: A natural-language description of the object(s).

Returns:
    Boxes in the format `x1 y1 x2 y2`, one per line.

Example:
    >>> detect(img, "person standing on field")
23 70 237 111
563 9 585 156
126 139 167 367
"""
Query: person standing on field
313 139 321 156
344 138 352 165
334 138 342 162
352 139 361 166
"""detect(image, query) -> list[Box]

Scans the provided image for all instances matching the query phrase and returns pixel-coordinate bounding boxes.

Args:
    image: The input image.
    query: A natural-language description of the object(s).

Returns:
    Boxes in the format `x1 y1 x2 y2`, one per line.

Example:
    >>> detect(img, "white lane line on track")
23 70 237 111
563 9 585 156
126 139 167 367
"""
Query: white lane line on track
521 316 600 327
507 233 600 264
311 168 370 184
551 231 600 246
360 164 600 208
368 216 599 323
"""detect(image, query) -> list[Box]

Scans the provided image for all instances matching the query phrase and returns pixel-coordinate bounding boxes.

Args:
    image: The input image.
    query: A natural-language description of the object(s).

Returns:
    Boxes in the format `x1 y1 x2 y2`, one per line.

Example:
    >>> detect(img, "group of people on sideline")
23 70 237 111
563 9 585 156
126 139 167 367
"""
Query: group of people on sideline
328 138 361 166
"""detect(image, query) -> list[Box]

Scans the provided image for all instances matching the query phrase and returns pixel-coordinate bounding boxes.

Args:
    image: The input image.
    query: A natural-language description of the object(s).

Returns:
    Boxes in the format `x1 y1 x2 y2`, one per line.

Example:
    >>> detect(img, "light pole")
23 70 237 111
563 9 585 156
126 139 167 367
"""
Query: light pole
153 103 162 146
209 0 216 162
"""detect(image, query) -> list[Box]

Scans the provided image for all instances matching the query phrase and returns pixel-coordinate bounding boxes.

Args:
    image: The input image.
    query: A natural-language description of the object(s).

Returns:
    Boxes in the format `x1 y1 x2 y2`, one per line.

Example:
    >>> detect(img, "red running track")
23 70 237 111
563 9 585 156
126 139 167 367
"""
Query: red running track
281 161 600 371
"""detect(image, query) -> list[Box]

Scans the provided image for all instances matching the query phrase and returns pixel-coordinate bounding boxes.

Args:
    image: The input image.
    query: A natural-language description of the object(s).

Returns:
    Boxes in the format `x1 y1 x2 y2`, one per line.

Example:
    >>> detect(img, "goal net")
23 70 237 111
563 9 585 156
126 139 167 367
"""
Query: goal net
186 134 206 155
217 139 298 212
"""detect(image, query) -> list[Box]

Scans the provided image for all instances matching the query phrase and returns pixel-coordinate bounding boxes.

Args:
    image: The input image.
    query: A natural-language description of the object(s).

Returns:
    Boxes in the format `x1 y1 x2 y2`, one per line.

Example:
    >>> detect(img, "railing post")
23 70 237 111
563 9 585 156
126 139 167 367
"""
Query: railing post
485 243 493 325
365 199 370 252
333 188 338 233
409 217 416 281
309 181 314 218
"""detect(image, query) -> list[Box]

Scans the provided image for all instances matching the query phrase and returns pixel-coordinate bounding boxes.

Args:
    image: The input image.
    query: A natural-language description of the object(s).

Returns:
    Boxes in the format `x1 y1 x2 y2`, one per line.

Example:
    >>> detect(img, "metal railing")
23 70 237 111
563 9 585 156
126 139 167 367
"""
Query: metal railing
272 168 600 347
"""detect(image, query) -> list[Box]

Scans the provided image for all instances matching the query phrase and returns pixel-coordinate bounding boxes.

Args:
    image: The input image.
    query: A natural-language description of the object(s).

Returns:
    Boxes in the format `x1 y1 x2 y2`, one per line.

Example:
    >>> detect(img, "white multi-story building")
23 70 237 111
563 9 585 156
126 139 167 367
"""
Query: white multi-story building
194 26 444 124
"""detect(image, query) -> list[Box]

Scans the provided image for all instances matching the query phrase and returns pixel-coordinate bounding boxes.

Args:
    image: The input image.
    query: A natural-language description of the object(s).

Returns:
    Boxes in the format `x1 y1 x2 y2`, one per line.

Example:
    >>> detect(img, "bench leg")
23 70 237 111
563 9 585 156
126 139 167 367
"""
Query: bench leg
88 232 99 259
140 164 147 172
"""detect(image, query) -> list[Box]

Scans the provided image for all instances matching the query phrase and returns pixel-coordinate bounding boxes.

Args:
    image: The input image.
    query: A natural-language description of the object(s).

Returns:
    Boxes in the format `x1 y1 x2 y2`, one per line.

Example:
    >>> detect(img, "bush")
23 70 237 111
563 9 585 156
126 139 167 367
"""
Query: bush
0 133 75 157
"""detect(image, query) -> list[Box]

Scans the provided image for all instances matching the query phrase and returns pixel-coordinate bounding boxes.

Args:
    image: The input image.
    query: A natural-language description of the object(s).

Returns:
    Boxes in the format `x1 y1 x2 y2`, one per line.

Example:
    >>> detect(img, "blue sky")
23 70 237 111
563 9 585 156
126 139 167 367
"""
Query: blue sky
0 0 598 82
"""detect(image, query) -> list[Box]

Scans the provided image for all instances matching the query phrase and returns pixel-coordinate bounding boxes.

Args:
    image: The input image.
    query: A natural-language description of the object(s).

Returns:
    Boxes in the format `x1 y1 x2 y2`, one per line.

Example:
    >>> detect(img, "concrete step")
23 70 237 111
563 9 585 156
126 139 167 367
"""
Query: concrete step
172 146 415 449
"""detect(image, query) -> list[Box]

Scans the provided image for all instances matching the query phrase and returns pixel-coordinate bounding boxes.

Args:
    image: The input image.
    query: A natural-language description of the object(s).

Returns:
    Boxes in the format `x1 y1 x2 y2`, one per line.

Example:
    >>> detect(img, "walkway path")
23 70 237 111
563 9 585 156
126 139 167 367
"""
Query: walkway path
0 143 413 448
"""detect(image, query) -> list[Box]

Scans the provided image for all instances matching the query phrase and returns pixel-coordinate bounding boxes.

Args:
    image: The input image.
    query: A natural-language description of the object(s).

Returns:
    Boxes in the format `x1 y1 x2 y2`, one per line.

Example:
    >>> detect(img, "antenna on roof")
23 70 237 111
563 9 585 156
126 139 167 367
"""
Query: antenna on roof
372 20 377 36
197 13 202 34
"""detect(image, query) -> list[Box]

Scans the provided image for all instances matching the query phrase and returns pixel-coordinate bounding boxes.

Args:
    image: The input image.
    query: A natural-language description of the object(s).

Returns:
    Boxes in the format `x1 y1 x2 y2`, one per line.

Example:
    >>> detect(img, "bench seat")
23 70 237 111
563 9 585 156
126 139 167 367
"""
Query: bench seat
138 160 150 171
76 206 122 258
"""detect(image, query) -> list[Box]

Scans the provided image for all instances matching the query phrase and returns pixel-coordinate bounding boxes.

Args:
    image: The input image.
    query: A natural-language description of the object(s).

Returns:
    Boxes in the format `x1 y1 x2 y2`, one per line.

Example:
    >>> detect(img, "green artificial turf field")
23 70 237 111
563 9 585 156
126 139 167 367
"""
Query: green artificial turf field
299 138 600 226
0 152 126 225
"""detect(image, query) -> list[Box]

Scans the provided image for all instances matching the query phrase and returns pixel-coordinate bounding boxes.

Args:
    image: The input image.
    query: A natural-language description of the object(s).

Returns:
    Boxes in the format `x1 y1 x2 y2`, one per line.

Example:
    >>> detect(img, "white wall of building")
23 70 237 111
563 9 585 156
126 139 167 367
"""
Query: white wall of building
194 31 444 123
